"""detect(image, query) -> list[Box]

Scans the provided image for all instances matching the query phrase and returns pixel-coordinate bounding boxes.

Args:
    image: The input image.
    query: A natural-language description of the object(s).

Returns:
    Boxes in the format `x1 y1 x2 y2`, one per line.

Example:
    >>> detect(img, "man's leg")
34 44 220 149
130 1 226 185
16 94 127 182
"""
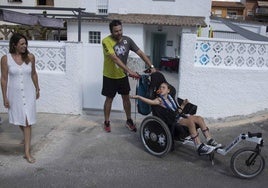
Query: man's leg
122 94 131 120
122 94 136 132
103 97 113 132
104 96 114 122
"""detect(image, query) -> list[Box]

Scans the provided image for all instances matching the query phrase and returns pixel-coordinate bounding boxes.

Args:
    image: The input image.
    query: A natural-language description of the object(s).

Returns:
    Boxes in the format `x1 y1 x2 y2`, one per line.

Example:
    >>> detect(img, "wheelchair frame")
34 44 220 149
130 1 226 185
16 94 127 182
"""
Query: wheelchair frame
134 70 265 179
139 115 265 179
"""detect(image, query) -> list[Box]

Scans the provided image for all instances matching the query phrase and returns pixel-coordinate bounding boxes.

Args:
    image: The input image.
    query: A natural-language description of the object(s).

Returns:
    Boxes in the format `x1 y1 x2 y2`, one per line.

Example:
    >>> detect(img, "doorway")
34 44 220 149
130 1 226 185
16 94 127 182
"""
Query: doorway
151 33 166 68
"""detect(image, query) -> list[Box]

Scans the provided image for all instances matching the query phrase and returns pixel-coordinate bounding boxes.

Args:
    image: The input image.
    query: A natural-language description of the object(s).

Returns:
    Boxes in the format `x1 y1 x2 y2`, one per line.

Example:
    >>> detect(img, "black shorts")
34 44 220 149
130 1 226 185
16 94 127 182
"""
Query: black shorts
101 76 130 98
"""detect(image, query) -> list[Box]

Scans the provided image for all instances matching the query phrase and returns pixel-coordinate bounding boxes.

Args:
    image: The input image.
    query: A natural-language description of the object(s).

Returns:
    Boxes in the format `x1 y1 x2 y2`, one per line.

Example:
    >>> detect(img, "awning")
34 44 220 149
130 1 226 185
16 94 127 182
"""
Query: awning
0 9 64 28
75 13 207 27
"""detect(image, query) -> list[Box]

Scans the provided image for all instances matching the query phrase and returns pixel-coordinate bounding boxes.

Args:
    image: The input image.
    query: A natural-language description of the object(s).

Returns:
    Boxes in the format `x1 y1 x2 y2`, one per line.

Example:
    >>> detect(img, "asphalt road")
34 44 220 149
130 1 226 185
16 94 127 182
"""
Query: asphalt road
0 111 267 188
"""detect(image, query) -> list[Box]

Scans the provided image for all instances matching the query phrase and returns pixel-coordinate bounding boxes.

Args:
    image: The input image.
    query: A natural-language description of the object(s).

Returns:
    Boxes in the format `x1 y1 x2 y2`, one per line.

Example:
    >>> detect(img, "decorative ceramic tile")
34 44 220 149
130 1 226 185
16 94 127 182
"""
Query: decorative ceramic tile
0 43 66 72
195 39 268 69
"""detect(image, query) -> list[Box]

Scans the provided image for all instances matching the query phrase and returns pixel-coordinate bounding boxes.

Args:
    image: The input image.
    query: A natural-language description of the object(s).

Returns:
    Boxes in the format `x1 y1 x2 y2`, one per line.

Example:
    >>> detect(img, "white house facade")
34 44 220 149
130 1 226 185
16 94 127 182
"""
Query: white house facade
1 0 268 119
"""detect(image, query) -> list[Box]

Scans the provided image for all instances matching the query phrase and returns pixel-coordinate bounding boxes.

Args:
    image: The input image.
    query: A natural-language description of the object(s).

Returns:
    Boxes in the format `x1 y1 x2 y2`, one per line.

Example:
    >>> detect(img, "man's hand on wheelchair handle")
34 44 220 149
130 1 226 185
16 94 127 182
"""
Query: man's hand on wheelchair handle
127 70 140 79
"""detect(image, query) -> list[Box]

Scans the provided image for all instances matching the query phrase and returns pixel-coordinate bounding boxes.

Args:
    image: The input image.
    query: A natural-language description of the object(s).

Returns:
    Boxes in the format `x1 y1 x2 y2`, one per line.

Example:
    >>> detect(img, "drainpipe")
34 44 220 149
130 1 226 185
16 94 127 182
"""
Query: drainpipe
78 8 82 42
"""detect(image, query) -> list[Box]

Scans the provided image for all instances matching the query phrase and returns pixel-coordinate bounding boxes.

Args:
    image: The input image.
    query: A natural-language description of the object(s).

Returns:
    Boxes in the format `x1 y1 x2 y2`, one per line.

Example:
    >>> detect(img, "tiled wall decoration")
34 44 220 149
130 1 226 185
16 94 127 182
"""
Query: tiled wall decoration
0 43 66 72
127 56 145 73
195 39 268 69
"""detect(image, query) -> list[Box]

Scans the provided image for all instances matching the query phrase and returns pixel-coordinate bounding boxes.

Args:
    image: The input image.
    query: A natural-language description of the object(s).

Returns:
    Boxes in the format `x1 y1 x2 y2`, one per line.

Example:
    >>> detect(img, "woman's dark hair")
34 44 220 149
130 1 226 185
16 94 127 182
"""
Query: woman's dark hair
109 19 122 33
9 33 30 63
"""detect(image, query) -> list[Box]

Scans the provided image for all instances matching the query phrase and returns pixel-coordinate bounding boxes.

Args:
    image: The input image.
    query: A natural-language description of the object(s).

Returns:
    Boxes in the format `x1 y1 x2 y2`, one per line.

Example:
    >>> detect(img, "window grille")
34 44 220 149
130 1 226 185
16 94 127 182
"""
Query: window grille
89 31 101 44
37 0 54 6
8 0 22 2
97 0 108 15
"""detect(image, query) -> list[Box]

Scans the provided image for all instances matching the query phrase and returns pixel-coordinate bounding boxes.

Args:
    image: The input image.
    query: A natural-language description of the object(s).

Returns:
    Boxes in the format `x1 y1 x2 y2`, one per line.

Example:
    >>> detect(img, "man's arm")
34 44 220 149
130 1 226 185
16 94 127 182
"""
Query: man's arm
109 54 140 79
136 49 156 72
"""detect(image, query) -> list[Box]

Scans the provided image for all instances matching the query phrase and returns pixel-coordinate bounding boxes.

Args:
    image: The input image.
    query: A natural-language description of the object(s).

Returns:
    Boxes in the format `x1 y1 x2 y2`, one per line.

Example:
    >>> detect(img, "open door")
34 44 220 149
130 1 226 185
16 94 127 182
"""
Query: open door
151 33 166 68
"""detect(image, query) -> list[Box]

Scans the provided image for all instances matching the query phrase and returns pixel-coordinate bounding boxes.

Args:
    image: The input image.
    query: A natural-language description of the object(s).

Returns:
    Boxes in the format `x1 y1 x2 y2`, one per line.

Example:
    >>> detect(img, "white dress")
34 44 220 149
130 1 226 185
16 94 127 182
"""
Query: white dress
7 53 36 126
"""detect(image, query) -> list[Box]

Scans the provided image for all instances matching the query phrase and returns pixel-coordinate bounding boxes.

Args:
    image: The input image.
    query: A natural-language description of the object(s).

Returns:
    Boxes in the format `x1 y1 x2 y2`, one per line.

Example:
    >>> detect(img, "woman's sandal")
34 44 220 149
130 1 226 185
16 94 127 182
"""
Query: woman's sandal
23 156 36 164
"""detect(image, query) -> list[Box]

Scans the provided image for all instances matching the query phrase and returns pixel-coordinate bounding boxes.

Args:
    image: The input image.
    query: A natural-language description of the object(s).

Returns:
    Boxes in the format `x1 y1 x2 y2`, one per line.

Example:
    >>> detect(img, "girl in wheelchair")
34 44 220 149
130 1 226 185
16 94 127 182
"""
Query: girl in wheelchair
131 82 222 155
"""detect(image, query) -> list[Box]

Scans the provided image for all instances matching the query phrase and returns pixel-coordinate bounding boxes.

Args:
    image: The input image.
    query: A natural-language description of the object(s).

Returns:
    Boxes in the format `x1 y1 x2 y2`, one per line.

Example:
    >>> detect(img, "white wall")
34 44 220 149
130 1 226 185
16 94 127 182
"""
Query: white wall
82 0 211 18
178 33 268 118
2 34 268 118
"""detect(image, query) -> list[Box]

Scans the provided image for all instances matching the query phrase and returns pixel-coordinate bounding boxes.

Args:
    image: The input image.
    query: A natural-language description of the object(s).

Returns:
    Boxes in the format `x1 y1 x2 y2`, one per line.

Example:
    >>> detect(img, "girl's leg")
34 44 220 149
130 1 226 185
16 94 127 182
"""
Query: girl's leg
178 116 215 155
192 115 221 147
178 117 202 147
191 115 212 140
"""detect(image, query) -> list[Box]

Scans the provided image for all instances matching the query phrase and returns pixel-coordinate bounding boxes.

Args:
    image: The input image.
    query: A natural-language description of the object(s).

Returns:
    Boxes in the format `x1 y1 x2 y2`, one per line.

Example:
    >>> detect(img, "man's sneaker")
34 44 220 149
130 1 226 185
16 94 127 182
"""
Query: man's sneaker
126 119 137 132
197 143 214 155
104 121 111 132
207 138 222 148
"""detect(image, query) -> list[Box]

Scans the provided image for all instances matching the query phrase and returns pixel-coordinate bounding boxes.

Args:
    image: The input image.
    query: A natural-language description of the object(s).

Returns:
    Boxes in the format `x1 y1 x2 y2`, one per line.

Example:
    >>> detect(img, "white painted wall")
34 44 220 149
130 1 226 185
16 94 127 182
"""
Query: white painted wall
178 33 268 118
1 34 268 118
82 0 211 18
0 0 211 19
68 21 146 56
0 0 81 8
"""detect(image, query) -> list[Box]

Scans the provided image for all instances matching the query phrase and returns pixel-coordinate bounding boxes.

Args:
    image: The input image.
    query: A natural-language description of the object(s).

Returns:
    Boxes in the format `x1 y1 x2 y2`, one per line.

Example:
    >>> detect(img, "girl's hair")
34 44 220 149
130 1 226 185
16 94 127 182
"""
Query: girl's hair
9 33 30 63
160 82 171 90
109 19 122 33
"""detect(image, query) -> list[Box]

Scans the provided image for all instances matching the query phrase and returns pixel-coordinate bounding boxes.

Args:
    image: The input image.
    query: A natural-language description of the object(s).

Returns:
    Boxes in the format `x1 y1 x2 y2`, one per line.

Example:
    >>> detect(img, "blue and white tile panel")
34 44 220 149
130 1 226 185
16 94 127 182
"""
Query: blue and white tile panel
194 38 268 69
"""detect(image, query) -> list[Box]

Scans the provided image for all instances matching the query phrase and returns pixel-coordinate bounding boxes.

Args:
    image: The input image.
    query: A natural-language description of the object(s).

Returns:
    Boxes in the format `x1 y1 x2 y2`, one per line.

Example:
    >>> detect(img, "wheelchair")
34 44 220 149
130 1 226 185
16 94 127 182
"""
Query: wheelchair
136 71 265 179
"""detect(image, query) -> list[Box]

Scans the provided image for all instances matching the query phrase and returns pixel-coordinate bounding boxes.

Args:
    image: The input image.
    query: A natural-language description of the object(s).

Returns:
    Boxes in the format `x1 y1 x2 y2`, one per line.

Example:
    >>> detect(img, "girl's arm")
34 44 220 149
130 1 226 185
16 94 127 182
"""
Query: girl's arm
130 95 161 106
180 99 189 110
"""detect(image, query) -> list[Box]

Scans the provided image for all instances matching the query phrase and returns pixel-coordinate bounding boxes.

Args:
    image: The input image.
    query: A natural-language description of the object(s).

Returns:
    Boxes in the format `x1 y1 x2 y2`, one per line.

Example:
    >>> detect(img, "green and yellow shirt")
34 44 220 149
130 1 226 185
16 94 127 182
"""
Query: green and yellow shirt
102 35 139 79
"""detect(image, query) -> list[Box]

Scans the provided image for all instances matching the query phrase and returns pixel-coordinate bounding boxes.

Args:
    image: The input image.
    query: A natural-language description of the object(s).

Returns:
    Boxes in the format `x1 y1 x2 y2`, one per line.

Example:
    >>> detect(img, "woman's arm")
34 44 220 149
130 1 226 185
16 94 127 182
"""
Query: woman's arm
130 95 161 106
1 55 9 108
29 54 40 99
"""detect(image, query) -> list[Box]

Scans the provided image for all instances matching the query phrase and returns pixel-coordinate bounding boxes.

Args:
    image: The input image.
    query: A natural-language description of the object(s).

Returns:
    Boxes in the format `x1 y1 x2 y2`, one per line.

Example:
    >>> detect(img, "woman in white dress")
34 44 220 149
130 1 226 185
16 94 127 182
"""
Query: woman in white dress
1 33 40 163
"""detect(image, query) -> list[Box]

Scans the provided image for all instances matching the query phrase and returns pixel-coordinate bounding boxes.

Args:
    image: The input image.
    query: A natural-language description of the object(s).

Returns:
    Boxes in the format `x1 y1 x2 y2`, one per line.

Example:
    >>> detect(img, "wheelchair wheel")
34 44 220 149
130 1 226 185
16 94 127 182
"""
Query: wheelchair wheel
140 116 172 157
230 147 265 179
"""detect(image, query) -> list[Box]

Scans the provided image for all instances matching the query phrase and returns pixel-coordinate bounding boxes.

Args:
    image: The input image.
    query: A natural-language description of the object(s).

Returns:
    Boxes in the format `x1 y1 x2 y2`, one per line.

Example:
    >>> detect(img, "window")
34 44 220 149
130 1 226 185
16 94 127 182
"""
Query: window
8 0 22 2
37 0 54 6
214 9 222 17
227 10 237 19
97 0 108 15
89 31 101 44
247 10 253 16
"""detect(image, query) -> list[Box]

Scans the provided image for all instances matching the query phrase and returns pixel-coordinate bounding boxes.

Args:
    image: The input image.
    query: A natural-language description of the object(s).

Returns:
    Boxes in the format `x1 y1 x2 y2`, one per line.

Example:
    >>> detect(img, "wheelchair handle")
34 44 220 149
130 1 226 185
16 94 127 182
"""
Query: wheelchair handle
248 132 262 138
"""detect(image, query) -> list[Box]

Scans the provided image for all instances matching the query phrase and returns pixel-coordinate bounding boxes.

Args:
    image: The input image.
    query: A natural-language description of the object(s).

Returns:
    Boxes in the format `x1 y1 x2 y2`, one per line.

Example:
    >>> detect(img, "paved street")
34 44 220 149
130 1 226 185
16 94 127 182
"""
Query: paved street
0 110 267 188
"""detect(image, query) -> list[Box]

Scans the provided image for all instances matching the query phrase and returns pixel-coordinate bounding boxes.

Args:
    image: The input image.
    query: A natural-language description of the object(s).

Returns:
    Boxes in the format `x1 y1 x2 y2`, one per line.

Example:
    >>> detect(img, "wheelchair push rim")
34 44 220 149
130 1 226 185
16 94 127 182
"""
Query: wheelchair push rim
140 116 172 157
